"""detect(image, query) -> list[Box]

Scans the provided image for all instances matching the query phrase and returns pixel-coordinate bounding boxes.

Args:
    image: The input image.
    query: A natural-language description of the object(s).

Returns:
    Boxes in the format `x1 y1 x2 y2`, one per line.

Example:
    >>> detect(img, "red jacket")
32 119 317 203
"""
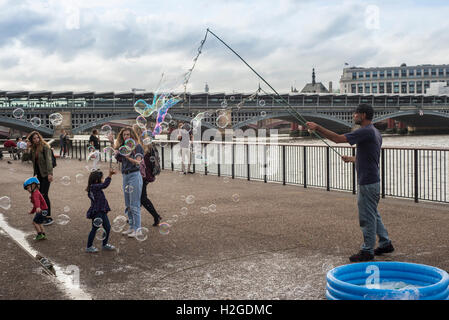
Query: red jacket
4 140 17 148
29 190 48 214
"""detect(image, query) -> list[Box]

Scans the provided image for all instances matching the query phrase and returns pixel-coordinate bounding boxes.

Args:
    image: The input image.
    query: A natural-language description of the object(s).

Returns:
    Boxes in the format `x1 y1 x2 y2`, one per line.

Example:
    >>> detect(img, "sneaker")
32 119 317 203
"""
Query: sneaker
122 228 133 235
349 250 374 262
374 242 395 256
102 244 116 251
43 217 54 226
34 234 44 240
86 246 99 253
41 234 47 240
153 216 161 227
127 231 137 238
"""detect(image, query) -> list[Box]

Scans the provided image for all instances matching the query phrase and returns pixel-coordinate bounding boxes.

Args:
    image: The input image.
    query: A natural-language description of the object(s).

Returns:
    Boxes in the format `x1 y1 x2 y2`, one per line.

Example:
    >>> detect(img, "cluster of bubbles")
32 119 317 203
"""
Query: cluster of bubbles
12 109 65 128
0 196 11 210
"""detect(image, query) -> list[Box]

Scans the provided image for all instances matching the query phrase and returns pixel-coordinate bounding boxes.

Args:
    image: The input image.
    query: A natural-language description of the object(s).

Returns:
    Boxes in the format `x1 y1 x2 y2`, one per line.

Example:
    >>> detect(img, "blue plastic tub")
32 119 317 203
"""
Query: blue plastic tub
326 262 449 300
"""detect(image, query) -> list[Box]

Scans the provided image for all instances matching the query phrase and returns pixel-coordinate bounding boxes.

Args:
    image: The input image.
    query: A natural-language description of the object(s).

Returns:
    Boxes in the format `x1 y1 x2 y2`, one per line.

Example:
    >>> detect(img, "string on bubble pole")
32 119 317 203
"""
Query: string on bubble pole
204 28 343 157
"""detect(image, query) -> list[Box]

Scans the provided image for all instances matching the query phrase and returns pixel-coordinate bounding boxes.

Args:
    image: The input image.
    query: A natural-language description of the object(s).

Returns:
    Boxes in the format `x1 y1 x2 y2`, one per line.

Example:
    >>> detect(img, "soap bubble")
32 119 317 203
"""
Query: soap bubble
261 111 267 117
30 117 41 127
103 146 114 157
112 216 127 233
75 173 84 184
87 145 96 153
180 207 188 216
13 108 24 119
136 115 147 129
93 217 103 228
200 207 209 214
221 100 227 108
136 227 149 242
216 114 229 129
56 214 70 225
42 210 49 217
125 185 134 193
119 146 132 156
185 195 195 205
63 206 70 213
230 96 235 102
232 194 240 202
259 99 266 107
61 176 71 186
208 204 217 212
159 223 171 235
124 138 136 151
143 136 153 145
96 228 107 241
0 196 11 210
100 125 112 135
223 177 230 183
49 113 63 126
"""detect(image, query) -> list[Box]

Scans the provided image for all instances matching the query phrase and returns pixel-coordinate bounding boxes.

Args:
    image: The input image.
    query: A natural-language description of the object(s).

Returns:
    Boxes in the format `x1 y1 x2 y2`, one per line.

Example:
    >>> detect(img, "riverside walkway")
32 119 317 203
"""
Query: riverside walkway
0 157 448 300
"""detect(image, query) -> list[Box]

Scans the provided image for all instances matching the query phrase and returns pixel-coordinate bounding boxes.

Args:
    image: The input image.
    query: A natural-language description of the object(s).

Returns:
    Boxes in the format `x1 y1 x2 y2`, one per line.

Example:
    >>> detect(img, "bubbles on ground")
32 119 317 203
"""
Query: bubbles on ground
200 207 209 214
223 177 230 183
208 204 217 212
56 214 70 225
232 194 240 202
30 117 42 127
180 207 188 216
93 217 103 228
63 206 70 213
185 195 195 205
112 216 128 233
172 215 178 222
96 228 107 241
0 196 11 210
136 227 149 242
61 176 71 186
75 173 84 184
49 113 63 126
159 223 171 235
13 108 24 119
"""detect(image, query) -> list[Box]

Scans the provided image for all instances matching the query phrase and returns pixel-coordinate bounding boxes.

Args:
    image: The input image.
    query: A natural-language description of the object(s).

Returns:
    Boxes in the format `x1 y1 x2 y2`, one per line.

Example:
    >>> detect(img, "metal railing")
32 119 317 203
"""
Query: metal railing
69 139 449 204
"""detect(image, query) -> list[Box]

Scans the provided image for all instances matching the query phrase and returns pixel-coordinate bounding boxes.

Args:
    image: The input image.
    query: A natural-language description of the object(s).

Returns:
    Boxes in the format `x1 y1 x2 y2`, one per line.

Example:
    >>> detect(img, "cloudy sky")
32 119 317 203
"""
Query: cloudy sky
0 0 448 94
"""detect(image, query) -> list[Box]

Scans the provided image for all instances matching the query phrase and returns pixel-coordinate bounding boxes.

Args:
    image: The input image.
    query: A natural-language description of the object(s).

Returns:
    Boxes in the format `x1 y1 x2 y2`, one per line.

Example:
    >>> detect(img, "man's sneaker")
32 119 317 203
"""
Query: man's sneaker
43 217 54 226
374 243 395 256
102 244 116 251
122 228 133 235
349 250 374 262
127 231 137 238
86 246 99 253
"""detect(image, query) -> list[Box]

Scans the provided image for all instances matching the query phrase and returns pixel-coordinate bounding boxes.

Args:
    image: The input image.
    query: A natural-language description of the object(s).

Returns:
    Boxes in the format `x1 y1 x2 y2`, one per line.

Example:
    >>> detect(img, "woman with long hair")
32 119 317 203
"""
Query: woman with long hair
109 127 144 238
25 131 54 225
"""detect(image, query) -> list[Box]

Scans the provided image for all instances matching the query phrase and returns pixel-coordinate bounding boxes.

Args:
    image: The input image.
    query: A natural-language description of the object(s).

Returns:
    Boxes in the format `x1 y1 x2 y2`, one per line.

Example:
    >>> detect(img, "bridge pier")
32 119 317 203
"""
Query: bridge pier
53 111 73 138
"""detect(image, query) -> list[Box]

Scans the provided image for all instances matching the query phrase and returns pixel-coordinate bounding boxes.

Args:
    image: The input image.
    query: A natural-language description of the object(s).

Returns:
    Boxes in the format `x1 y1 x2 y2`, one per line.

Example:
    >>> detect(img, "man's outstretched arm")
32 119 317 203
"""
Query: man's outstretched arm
306 122 348 144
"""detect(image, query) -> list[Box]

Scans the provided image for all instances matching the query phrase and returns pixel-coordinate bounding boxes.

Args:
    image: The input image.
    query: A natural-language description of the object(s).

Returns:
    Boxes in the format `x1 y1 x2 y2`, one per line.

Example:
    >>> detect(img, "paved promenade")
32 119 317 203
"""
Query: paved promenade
0 156 448 300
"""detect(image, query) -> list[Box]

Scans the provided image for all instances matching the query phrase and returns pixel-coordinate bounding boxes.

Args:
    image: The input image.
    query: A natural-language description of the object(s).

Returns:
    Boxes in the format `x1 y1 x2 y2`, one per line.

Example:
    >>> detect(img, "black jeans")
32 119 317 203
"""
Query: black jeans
87 212 111 248
141 180 160 222
37 174 51 217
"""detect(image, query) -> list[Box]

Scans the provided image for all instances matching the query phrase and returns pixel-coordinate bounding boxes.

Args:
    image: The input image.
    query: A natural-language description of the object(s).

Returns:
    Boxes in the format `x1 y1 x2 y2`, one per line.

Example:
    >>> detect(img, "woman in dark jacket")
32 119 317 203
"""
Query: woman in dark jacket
25 131 54 225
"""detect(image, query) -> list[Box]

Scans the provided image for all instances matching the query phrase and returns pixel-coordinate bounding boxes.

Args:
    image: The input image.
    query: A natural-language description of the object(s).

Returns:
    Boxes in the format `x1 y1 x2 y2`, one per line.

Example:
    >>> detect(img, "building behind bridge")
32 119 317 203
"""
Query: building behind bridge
340 63 449 95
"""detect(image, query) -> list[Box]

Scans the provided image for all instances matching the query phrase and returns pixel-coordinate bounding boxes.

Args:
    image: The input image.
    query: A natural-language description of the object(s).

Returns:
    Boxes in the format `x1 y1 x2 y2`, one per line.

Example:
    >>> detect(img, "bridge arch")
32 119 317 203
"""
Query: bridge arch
0 116 54 136
373 110 449 123
71 112 218 134
232 111 352 130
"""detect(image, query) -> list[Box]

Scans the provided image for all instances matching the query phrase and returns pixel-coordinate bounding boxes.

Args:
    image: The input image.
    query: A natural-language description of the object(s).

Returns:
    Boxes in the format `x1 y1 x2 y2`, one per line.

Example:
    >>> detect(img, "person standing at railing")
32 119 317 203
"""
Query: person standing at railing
59 129 69 158
174 122 193 174
306 104 394 263
89 129 101 170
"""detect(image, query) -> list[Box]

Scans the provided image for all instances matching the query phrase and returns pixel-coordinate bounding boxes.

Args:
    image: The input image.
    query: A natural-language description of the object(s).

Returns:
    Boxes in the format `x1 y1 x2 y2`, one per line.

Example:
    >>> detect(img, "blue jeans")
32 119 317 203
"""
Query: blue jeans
87 212 110 248
123 171 143 231
357 182 391 255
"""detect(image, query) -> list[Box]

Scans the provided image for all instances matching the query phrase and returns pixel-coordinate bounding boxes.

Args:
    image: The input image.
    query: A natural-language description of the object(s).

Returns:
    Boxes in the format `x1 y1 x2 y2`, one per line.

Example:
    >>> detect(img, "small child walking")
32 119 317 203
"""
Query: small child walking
85 168 117 253
24 177 48 240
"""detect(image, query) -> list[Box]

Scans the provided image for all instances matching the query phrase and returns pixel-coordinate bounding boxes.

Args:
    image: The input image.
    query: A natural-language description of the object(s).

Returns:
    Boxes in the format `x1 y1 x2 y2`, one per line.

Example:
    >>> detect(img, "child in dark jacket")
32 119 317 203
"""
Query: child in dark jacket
85 168 116 253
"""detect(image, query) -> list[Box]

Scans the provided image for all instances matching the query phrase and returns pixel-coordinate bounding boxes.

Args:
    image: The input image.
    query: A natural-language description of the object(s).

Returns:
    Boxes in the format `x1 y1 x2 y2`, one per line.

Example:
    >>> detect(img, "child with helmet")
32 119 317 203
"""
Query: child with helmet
24 177 48 240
